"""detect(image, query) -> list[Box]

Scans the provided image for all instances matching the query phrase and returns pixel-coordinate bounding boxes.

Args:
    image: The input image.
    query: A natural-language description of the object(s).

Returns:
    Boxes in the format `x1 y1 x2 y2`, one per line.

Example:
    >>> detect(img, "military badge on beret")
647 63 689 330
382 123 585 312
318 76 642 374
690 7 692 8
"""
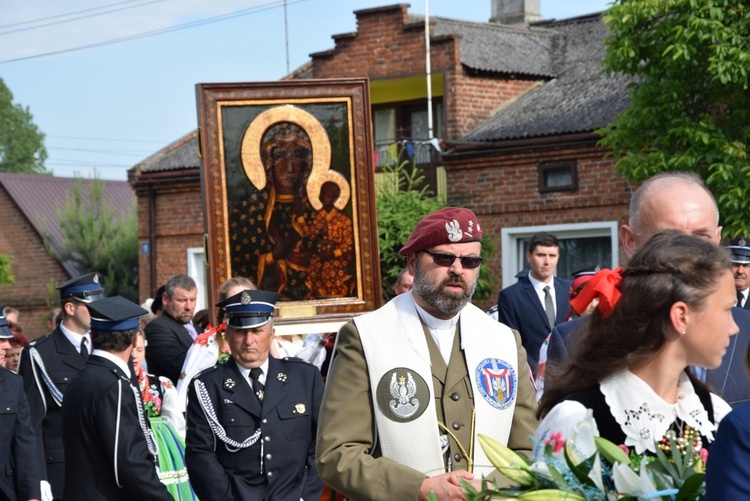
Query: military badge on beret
240 290 252 304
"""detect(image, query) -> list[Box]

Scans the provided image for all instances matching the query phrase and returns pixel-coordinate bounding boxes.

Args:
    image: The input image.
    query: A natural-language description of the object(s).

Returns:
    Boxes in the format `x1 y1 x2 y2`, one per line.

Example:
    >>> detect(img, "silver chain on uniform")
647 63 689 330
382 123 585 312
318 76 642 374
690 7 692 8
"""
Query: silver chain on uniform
29 348 64 406
130 382 158 456
194 379 262 450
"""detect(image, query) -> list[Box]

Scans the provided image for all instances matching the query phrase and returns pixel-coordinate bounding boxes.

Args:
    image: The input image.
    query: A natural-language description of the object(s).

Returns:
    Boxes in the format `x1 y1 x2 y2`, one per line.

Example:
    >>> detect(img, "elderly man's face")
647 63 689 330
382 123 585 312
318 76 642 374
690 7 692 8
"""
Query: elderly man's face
621 181 721 257
227 322 274 369
408 242 480 320
732 262 750 292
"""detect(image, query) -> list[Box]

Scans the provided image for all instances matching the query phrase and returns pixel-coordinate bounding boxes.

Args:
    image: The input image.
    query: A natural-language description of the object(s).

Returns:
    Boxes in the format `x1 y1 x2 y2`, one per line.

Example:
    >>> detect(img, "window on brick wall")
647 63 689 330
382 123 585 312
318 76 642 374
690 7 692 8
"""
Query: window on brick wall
538 160 578 193
187 247 207 313
500 222 619 289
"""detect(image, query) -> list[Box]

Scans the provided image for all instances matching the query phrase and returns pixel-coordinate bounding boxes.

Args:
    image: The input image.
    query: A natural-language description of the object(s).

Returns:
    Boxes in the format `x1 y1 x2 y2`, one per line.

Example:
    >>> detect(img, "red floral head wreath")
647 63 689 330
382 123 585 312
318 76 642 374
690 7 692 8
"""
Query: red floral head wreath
569 267 623 318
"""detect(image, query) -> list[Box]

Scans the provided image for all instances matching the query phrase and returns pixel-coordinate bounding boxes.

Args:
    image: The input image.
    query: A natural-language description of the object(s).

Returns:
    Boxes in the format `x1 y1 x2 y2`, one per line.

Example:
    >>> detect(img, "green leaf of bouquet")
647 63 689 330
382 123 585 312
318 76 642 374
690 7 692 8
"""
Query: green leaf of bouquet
546 464 571 491
675 472 706 501
562 449 597 488
429 492 439 501
460 478 479 495
518 489 586 500
594 437 631 466
669 436 685 476
650 471 672 492
654 445 680 479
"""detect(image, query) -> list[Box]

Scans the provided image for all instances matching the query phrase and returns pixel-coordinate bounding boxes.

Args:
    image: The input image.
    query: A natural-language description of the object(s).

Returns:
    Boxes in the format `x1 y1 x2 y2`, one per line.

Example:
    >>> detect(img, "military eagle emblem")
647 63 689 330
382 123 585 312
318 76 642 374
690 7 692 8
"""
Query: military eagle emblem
389 371 420 419
445 219 463 242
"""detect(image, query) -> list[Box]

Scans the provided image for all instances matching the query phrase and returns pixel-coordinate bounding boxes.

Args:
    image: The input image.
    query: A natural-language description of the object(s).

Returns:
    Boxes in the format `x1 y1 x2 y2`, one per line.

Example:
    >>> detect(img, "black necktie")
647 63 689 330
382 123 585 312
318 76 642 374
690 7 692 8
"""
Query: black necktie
544 285 556 329
80 338 89 359
249 367 265 401
738 291 745 309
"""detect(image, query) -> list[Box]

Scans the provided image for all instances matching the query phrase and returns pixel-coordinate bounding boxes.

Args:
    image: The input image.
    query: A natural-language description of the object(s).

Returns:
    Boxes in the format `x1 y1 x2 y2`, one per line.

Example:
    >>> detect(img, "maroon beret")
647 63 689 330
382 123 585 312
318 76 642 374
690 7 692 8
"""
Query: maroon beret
399 207 483 256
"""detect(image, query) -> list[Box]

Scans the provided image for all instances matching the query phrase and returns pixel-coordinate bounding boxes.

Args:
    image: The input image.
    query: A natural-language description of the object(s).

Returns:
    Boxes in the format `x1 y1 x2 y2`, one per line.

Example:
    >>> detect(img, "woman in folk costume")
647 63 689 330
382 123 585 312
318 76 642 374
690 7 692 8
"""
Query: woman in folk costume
133 329 197 500
537 232 735 462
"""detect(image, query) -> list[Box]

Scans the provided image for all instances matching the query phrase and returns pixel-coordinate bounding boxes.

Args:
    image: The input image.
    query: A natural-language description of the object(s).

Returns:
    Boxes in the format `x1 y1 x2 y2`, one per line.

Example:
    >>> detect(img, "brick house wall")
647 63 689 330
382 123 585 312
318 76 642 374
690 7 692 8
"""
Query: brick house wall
309 5 539 140
447 74 539 139
132 171 204 302
445 140 632 310
0 186 69 339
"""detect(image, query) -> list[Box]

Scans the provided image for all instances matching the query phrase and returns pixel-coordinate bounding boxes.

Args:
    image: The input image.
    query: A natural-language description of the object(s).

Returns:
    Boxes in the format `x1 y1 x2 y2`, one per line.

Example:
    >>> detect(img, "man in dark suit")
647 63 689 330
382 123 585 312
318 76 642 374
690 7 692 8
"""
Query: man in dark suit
0 310 41 501
497 231 571 375
145 274 198 384
18 272 104 500
186 289 324 501
707 307 750 407
727 237 750 310
545 172 750 407
61 296 172 501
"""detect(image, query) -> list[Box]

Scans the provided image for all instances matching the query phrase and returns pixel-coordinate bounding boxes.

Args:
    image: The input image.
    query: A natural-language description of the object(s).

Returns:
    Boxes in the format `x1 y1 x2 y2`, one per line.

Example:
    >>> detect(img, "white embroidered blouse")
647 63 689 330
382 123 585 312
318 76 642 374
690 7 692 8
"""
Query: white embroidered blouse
536 370 731 455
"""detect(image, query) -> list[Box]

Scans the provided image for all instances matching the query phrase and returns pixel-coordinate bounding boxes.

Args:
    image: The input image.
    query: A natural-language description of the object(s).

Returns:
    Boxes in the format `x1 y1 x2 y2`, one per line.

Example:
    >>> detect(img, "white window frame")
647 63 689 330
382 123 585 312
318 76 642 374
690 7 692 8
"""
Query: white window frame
500 221 619 289
186 247 207 314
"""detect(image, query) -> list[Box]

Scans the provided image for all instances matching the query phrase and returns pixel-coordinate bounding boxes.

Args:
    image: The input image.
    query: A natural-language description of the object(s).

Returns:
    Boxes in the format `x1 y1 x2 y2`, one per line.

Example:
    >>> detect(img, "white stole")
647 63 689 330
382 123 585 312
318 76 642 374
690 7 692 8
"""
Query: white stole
354 291 519 477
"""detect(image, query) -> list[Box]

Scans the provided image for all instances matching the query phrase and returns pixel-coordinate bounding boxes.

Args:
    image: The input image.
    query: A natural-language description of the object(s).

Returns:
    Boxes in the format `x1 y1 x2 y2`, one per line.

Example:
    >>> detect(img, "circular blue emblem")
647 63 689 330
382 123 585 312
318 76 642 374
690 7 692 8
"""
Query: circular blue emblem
474 358 516 410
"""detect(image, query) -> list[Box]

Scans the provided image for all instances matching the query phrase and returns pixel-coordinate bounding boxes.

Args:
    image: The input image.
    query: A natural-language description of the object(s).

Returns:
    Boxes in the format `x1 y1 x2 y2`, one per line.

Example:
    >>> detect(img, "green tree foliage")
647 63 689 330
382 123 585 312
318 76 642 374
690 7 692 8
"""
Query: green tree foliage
0 254 15 290
43 174 138 301
598 0 750 236
376 157 496 302
0 77 49 174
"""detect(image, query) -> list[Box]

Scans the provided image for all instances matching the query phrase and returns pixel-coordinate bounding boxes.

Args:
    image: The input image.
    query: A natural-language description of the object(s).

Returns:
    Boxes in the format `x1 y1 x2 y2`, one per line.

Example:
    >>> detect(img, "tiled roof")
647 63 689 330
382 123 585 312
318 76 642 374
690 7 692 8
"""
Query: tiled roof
425 16 558 78
130 131 200 174
461 15 634 141
0 172 135 278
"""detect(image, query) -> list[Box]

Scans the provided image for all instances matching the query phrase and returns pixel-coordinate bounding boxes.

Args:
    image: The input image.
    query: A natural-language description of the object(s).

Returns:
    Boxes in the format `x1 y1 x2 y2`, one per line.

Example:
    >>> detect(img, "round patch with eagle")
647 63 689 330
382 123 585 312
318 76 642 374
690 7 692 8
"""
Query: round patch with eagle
474 358 516 410
375 368 430 422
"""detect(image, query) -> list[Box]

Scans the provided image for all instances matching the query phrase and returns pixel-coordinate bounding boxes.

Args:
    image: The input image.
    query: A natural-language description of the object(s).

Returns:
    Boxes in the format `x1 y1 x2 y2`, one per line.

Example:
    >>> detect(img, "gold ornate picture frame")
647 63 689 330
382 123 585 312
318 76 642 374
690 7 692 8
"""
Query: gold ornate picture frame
196 79 381 330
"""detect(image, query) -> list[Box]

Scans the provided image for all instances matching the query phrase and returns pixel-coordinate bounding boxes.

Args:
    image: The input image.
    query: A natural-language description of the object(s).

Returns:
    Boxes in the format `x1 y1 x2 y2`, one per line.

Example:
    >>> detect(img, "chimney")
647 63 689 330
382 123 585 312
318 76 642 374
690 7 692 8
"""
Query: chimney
490 0 542 25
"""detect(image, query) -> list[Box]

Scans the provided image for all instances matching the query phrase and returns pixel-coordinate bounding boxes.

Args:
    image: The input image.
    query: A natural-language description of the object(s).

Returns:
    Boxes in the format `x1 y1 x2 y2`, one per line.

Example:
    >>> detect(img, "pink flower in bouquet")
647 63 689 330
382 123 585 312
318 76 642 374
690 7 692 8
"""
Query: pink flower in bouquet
619 444 630 455
544 431 565 454
699 448 708 463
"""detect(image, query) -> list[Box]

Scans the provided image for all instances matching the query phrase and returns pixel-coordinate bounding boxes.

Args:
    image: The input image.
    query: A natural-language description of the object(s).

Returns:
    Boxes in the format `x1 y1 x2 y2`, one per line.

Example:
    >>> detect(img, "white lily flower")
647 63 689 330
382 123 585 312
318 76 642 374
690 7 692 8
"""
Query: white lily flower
638 460 659 495
565 409 604 491
612 462 641 494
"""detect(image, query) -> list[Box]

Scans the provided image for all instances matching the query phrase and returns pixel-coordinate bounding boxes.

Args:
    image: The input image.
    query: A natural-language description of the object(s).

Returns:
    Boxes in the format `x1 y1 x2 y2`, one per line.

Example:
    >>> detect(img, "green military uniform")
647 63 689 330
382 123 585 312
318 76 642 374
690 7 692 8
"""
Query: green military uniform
316 315 538 500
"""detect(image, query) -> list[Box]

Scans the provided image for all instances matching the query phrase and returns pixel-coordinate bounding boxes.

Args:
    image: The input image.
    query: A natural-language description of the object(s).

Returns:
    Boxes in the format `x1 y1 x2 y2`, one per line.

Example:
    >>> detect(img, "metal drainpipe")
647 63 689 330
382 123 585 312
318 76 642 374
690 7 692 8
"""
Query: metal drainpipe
148 182 157 297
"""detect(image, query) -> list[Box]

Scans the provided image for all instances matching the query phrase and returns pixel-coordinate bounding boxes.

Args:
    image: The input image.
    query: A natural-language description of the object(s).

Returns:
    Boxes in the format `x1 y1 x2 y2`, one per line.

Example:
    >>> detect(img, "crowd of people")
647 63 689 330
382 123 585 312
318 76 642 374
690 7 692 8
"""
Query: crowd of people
1 171 749 500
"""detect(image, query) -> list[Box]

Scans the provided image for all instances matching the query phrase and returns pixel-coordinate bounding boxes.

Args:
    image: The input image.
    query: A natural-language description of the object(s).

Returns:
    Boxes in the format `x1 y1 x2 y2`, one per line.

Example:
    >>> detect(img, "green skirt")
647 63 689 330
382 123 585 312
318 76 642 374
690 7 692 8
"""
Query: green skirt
151 416 198 500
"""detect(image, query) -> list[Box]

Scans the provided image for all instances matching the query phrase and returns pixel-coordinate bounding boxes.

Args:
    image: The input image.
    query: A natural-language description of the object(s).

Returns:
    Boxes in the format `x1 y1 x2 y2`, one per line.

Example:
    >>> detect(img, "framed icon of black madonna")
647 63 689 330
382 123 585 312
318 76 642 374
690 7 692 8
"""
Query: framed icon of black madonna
196 79 382 329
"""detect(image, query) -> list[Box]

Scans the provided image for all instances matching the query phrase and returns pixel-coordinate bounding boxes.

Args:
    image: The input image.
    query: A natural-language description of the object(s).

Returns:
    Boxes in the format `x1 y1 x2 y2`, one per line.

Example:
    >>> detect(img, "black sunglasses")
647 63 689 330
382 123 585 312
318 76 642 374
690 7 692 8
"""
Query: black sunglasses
422 250 483 269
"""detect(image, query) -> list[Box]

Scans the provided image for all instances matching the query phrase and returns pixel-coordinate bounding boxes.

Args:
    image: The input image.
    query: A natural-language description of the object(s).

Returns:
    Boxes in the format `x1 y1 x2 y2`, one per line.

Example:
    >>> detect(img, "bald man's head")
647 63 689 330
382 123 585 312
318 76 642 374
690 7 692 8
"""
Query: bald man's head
620 172 721 257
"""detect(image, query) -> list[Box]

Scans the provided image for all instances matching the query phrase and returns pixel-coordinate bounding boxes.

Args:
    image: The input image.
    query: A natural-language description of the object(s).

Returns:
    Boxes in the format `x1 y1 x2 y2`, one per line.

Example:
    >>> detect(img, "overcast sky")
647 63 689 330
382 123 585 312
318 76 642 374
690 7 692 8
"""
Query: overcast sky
1 0 612 181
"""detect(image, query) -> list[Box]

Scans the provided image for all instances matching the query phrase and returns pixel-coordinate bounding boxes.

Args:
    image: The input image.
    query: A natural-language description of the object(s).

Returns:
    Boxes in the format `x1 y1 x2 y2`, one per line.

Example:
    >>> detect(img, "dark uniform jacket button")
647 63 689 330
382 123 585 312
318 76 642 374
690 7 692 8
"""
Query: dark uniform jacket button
450 393 460 401
453 453 461 462
452 421 460 430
